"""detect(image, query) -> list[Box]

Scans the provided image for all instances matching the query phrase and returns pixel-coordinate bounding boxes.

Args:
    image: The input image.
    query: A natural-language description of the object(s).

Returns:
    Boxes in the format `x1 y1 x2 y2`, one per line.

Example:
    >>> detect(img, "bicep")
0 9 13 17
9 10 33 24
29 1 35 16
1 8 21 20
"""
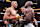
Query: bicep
5 9 10 15
32 9 34 14
32 9 35 20
3 9 10 20
3 15 8 20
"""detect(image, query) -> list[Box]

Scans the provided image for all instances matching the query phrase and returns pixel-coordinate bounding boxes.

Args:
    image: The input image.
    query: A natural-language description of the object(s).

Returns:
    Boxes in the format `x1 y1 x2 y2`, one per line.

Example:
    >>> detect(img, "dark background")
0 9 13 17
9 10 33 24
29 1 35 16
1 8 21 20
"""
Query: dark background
0 0 40 27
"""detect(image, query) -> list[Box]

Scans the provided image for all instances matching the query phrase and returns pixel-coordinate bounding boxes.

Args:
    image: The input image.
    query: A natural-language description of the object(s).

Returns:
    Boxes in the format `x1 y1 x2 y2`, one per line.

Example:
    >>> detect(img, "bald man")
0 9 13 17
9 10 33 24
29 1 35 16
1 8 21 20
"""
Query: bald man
3 1 18 27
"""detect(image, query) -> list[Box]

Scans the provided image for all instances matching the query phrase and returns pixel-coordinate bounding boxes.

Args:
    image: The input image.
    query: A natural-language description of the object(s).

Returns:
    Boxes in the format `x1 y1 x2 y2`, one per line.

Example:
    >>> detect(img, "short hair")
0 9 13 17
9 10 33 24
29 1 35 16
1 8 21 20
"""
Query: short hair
25 1 33 6
11 1 17 4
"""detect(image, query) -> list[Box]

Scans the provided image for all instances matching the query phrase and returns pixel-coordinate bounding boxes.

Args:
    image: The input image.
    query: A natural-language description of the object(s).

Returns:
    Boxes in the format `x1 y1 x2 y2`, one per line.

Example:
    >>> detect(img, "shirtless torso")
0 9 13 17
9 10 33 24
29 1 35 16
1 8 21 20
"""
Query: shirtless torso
5 7 17 23
23 8 34 23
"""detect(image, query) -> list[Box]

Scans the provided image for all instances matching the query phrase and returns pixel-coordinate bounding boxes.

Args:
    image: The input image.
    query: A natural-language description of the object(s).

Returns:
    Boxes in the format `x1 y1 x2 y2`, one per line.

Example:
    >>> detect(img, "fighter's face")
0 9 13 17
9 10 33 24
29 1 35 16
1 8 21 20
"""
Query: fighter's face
12 2 18 8
14 2 18 8
21 7 25 13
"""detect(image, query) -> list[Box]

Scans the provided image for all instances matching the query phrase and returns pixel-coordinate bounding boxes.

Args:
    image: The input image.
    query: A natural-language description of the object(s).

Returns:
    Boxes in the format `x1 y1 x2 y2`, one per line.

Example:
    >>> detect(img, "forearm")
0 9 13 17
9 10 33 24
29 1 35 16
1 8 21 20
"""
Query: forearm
6 17 14 20
34 18 38 25
3 14 20 20
32 11 38 25
3 16 14 20
4 20 8 27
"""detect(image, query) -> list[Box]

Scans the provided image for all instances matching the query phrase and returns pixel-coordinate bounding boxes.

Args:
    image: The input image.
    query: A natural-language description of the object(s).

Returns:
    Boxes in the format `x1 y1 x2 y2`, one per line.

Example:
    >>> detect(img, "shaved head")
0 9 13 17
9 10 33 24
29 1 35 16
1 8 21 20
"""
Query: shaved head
11 1 17 4
11 1 18 8
25 1 33 6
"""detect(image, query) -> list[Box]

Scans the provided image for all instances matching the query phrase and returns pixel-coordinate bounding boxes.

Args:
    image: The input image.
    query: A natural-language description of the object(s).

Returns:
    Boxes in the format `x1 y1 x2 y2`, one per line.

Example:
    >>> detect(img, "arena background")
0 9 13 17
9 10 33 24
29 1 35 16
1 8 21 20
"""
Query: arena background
0 0 40 27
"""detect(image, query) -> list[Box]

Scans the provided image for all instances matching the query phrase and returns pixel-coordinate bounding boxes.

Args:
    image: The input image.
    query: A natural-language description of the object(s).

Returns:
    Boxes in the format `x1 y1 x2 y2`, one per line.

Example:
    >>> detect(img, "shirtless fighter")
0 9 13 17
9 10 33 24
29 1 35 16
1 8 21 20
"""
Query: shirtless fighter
3 1 18 27
21 1 38 27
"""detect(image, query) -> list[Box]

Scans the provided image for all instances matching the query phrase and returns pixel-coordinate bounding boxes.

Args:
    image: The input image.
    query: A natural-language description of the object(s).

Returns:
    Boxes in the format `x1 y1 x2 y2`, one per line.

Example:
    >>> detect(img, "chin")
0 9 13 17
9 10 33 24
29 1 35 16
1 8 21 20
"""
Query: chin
15 7 17 8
